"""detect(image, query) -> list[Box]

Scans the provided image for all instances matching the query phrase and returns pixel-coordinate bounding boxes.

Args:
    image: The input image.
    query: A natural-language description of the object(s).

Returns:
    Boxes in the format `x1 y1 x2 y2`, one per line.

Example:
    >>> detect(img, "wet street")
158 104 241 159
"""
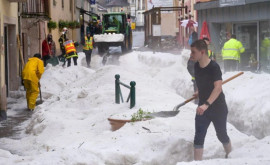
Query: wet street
0 98 42 140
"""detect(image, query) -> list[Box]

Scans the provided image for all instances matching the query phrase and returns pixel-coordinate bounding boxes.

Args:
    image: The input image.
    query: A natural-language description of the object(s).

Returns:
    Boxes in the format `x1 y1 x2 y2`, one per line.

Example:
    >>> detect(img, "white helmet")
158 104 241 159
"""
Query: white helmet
63 27 68 32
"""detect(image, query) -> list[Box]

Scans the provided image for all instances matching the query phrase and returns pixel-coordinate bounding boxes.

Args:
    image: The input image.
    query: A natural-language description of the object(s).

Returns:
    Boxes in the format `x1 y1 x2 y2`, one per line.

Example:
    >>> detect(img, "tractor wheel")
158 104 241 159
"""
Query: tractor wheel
121 37 128 53
128 29 133 51
98 45 104 55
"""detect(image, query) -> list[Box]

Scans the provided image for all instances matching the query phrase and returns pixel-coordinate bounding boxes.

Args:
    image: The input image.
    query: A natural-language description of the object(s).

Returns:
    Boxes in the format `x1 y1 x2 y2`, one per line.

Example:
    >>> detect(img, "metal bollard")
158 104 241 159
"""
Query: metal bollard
130 81 136 109
115 74 120 104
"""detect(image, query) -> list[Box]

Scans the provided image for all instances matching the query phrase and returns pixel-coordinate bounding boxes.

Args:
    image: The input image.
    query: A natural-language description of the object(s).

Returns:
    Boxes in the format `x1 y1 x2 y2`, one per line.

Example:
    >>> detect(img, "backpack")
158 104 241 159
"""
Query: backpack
188 35 193 46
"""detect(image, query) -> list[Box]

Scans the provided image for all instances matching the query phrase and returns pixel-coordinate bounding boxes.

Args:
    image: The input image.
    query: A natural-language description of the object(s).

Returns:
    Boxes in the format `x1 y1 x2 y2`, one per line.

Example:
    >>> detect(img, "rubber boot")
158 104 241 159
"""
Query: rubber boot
194 148 203 161
223 141 232 158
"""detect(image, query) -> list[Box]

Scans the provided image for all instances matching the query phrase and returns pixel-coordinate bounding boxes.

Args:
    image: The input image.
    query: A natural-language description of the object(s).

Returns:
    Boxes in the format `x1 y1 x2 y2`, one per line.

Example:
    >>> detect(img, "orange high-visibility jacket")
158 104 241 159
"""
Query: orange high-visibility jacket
64 40 78 58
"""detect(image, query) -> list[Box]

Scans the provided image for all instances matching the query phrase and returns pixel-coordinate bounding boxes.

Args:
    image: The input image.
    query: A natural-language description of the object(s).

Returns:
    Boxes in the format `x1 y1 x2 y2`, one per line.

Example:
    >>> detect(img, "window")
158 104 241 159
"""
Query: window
53 0 57 6
62 0 64 9
74 0 76 13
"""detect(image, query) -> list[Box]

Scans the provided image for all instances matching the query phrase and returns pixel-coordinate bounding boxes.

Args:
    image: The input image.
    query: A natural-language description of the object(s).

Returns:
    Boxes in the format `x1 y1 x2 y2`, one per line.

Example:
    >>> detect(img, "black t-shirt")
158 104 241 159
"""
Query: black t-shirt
194 60 227 111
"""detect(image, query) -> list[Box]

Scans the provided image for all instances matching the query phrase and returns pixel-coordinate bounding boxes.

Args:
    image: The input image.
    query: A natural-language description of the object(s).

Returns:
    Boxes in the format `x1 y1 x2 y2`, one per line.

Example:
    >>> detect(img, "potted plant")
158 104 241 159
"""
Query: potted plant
58 20 69 31
47 20 57 32
108 108 152 131
68 21 80 29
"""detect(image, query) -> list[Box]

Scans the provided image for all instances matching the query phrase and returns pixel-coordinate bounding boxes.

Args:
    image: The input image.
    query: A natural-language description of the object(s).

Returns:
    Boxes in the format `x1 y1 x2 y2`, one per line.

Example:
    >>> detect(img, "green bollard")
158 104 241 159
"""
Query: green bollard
115 74 120 104
130 81 136 109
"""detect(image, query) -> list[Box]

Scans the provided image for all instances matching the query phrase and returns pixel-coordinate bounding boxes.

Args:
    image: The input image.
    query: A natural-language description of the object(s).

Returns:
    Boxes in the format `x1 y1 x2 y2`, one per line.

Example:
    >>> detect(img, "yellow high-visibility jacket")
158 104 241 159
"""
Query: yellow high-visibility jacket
222 38 245 62
83 36 93 50
22 57 44 84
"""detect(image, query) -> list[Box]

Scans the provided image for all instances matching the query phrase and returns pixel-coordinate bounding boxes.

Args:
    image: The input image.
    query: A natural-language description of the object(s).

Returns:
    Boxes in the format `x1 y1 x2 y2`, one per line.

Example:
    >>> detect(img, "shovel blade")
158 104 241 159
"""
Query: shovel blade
149 111 180 118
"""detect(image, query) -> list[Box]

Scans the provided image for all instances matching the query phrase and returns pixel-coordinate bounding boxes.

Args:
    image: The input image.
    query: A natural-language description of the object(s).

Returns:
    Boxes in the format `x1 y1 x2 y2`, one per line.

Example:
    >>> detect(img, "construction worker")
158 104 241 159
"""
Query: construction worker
112 16 119 26
190 40 231 160
222 34 245 72
58 27 67 62
203 37 216 61
63 38 79 67
83 31 94 68
22 53 44 111
260 34 270 70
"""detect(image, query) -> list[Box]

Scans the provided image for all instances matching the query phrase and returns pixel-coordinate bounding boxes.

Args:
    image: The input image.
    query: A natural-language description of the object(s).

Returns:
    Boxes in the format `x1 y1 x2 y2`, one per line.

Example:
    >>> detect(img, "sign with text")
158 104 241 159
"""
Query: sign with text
147 0 173 10
153 25 161 36
219 0 246 7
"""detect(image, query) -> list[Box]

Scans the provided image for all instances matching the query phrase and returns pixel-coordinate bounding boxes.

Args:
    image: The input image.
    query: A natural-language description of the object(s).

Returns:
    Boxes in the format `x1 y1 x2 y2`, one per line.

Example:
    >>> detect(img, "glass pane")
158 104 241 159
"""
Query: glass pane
234 23 257 71
259 21 270 72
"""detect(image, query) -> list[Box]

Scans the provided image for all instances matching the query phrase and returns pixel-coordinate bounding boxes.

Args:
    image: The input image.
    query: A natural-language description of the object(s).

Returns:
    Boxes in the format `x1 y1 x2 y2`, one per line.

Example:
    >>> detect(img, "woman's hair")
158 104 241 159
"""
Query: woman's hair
191 39 208 53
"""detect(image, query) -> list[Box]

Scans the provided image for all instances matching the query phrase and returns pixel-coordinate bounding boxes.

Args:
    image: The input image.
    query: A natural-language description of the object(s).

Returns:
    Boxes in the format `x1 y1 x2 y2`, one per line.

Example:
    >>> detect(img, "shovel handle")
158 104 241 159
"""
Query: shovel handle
184 72 244 105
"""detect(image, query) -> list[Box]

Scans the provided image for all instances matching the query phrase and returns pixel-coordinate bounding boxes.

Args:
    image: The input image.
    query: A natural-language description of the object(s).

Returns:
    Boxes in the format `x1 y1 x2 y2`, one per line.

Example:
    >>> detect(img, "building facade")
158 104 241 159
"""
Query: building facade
195 0 270 72
0 0 19 116
130 0 146 31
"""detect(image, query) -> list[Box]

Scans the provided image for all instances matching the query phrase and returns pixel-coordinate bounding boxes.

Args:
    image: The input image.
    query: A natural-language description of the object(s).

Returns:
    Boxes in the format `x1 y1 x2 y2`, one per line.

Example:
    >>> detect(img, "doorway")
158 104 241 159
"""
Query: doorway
234 23 258 71
4 26 9 97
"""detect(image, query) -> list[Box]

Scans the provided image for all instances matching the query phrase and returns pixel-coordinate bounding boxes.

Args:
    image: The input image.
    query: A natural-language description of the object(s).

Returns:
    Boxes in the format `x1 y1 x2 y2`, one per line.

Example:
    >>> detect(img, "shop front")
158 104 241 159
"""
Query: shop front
195 0 270 72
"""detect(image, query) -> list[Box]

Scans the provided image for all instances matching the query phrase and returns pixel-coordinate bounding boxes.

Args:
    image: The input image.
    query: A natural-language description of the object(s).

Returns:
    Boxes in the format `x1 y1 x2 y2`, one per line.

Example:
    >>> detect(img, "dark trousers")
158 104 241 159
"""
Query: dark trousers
224 60 239 73
42 55 51 67
84 50 92 67
194 109 230 148
67 57 78 67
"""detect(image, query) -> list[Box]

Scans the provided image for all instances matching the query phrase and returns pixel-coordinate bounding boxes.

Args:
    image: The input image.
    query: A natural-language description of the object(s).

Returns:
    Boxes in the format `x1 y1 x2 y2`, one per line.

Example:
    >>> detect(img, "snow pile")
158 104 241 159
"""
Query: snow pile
0 48 270 165
94 33 124 42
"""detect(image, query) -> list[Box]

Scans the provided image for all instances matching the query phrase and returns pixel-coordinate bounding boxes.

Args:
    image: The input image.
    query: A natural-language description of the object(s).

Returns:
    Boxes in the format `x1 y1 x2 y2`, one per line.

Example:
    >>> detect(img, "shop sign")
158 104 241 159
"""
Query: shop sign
219 0 246 7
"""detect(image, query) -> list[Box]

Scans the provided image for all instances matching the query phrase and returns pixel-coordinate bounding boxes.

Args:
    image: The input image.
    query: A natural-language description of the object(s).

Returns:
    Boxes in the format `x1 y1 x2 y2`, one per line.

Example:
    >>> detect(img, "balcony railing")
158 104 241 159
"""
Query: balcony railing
8 0 27 2
21 0 50 20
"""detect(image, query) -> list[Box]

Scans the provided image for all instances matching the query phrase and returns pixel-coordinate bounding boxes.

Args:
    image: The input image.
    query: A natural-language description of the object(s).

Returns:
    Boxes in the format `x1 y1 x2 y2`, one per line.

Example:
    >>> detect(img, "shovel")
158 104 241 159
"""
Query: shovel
149 72 244 118
38 82 43 104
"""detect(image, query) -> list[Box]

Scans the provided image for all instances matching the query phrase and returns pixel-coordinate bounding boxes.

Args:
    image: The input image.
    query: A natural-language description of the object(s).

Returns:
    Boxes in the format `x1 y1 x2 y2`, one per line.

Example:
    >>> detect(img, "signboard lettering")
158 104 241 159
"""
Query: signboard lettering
219 0 246 7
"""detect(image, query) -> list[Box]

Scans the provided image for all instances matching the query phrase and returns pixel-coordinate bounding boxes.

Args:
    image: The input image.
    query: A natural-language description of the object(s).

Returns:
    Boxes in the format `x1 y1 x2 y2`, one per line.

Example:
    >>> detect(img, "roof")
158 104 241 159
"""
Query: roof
96 0 107 7
195 0 270 10
106 0 130 7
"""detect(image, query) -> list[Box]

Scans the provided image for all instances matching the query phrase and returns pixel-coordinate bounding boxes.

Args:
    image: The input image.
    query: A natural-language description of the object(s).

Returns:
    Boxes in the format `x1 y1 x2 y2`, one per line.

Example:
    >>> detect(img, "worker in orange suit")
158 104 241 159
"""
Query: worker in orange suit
22 53 44 111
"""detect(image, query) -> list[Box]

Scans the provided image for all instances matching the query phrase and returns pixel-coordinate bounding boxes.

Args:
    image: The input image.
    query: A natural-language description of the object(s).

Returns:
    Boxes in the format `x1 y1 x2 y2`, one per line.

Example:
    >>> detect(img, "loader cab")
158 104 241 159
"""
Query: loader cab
102 13 127 34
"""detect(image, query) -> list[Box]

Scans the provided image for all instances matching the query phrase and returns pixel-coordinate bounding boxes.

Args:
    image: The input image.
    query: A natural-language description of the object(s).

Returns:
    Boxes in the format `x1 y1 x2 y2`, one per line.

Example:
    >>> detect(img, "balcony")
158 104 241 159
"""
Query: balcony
8 0 27 2
21 0 50 20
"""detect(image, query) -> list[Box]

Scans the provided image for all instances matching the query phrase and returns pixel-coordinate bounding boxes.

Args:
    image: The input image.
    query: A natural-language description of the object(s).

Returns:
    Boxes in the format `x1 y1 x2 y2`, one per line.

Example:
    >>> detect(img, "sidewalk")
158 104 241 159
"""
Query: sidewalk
0 90 32 139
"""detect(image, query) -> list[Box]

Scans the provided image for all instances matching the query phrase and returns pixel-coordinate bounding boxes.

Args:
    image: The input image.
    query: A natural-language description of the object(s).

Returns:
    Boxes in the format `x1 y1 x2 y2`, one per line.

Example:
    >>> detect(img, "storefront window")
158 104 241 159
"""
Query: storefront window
234 23 257 71
259 21 270 72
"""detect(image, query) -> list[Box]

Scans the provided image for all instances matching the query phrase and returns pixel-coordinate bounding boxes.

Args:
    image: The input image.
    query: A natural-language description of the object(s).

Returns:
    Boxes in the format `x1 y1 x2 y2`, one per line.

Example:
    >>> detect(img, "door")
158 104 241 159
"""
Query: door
234 23 258 71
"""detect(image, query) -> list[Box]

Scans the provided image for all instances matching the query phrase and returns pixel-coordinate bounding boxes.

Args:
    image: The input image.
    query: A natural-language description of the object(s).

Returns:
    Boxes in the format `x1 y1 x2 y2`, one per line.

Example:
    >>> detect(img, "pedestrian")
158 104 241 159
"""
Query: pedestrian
42 33 56 66
83 31 94 68
188 26 198 46
203 37 216 61
22 53 44 111
190 40 231 160
222 34 245 72
187 58 198 104
63 38 79 67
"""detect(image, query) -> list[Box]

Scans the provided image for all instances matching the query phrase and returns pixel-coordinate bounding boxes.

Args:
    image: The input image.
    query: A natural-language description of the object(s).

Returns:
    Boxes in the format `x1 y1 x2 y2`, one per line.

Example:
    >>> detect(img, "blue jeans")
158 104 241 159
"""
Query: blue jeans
194 108 230 148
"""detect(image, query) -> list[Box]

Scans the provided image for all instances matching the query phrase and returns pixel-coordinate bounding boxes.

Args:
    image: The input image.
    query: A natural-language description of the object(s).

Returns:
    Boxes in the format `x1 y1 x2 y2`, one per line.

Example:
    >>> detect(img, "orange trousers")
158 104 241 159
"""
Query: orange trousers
24 80 39 110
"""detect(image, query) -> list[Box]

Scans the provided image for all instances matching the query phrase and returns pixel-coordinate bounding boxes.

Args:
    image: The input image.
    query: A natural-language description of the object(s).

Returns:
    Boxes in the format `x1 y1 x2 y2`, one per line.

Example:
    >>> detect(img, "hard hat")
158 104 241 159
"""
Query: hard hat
63 27 68 31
